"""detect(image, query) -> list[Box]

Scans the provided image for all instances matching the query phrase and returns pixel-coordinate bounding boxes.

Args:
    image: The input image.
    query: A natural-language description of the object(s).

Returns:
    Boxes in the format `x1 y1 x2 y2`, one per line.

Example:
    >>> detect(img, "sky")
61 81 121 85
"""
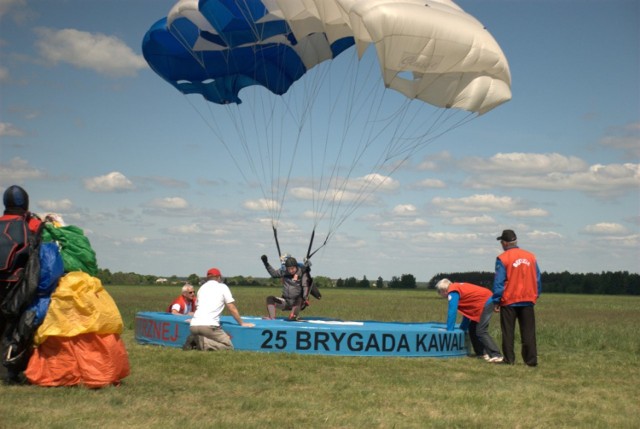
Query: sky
0 0 638 282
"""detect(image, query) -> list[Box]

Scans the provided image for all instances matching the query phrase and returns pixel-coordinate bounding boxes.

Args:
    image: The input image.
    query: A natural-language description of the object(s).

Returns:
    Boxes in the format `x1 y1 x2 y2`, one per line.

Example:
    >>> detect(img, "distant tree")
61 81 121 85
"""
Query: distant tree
376 276 384 289
388 276 400 289
187 273 201 285
313 276 334 289
358 276 371 288
97 268 112 285
336 278 345 288
428 271 639 296
400 274 416 289
344 277 358 288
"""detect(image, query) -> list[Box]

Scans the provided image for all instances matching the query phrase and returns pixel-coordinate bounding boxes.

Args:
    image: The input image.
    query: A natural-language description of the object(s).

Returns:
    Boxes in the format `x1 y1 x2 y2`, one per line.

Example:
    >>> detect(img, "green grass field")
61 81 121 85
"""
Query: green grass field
1 286 639 429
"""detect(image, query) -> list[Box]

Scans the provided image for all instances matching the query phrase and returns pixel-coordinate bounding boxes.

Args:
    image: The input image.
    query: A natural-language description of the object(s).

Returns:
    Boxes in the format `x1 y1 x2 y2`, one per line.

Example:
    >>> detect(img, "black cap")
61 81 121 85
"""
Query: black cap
3 185 29 211
496 229 517 242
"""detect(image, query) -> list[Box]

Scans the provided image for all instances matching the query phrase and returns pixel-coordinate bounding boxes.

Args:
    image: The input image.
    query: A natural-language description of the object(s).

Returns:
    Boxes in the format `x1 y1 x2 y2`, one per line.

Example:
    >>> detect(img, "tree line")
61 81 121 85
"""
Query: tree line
427 271 640 295
95 268 639 295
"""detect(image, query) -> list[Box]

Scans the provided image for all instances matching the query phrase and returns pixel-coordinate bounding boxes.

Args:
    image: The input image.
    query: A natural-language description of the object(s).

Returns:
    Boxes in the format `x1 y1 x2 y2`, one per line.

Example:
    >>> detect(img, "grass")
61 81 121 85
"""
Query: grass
1 286 639 429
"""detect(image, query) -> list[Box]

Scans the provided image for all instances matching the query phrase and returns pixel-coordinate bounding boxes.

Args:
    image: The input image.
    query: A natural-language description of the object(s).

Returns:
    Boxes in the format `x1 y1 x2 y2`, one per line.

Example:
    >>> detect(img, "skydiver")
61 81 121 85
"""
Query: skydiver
261 254 311 321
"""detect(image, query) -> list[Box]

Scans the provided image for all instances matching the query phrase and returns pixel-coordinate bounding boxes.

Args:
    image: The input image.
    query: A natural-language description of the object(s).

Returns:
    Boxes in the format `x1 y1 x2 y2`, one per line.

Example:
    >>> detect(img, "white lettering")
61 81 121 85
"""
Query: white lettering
513 258 531 267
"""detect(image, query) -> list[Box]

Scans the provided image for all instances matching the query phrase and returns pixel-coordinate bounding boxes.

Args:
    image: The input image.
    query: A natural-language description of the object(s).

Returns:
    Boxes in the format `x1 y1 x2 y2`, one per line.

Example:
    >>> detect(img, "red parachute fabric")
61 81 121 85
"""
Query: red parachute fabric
24 333 130 388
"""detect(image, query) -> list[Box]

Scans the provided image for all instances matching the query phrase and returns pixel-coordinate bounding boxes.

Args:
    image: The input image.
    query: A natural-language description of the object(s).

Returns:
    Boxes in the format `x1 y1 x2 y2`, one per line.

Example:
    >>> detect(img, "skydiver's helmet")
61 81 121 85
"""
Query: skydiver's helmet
3 185 29 213
284 257 298 268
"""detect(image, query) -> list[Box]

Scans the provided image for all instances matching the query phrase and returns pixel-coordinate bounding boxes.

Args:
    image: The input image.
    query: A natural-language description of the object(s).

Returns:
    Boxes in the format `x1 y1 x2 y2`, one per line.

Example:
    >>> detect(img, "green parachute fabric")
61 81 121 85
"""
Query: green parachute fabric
42 224 98 276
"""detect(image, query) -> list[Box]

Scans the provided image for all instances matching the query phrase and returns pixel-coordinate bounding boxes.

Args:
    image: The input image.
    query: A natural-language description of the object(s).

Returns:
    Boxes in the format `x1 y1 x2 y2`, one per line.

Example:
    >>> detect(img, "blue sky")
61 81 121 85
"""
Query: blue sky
1 0 638 281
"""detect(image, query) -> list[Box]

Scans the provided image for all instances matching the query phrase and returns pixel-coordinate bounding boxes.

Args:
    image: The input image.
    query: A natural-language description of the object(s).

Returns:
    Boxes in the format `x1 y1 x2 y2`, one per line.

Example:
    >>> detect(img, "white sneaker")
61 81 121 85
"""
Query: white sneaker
480 354 490 361
488 356 504 363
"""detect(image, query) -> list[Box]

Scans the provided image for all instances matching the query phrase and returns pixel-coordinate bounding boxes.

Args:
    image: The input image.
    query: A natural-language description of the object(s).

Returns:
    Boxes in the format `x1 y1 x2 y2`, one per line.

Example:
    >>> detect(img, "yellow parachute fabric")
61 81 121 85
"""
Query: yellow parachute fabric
33 271 123 345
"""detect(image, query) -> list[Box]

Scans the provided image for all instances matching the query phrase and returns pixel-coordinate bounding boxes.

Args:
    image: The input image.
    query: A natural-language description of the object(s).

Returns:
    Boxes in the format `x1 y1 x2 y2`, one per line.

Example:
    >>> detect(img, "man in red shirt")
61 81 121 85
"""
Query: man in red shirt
493 229 541 367
436 278 503 363
167 284 197 315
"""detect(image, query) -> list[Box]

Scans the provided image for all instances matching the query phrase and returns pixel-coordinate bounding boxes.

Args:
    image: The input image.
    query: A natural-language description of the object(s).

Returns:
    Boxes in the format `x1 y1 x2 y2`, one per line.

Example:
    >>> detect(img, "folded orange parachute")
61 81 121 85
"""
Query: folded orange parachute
25 271 130 387
24 333 129 388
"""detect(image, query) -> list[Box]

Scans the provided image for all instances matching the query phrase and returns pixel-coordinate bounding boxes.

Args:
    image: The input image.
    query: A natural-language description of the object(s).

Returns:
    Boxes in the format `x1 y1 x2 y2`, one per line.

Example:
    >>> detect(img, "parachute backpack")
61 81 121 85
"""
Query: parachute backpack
0 216 30 284
0 214 43 314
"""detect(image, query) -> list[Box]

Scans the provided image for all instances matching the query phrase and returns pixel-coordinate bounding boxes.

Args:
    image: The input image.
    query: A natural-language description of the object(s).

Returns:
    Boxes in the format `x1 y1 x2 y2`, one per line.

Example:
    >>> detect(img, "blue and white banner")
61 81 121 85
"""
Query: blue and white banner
135 312 468 358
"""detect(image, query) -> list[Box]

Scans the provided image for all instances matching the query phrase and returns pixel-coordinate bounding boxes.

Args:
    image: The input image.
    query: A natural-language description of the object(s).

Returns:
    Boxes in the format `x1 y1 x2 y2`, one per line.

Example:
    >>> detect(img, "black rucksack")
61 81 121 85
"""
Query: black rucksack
0 214 43 374
0 216 31 290
0 214 42 317
303 265 321 300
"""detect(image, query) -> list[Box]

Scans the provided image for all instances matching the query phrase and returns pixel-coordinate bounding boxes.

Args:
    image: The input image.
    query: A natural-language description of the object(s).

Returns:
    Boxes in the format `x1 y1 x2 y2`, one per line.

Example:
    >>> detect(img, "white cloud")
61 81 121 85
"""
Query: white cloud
0 122 25 137
167 223 202 235
416 151 453 171
352 173 399 192
448 214 495 226
599 122 640 158
84 171 134 192
0 0 26 19
34 27 147 77
410 231 482 244
465 152 587 174
509 208 549 217
528 230 563 240
289 186 373 204
432 193 518 212
149 197 189 209
37 198 73 212
459 152 639 198
392 204 417 216
583 222 628 235
243 198 280 211
605 234 640 248
412 178 446 189
0 157 44 186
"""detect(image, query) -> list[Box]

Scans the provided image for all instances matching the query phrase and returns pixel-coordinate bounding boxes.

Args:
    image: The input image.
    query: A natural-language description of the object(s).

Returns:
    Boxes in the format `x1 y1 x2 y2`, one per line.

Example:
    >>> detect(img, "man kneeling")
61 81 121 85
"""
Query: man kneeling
186 267 253 351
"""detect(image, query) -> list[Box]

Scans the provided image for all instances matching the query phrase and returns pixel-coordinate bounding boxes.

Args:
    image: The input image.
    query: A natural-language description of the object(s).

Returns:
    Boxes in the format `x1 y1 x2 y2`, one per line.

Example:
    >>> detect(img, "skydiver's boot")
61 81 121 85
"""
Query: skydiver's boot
288 306 300 321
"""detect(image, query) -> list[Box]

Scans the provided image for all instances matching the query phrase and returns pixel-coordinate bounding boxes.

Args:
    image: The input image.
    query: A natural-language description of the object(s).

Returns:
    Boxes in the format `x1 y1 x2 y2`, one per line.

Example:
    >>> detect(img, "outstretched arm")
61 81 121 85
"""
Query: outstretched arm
446 292 460 331
261 255 281 278
226 302 254 327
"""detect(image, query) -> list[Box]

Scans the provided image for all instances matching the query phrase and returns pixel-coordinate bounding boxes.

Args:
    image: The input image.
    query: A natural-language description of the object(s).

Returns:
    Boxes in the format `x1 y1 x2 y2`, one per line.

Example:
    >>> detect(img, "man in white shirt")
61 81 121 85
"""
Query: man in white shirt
188 268 254 350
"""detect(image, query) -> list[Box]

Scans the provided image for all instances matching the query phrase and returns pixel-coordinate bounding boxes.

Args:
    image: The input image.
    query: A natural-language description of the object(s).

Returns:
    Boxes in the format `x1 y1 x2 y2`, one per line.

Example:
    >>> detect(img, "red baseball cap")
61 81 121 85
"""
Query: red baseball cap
206 268 221 277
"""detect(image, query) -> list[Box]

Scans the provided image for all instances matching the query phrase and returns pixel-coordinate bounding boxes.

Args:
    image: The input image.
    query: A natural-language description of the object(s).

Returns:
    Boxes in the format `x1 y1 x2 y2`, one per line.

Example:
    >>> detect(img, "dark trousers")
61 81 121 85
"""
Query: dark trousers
500 305 537 366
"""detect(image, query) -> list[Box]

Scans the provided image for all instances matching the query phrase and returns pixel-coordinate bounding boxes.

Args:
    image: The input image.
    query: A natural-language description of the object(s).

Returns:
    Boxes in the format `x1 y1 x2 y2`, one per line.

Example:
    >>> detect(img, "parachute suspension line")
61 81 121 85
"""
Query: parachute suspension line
315 50 380 237
168 24 205 69
322 53 390 237
182 96 252 187
236 0 264 42
251 85 283 224
308 58 353 230
305 228 315 261
272 223 282 260
307 228 331 261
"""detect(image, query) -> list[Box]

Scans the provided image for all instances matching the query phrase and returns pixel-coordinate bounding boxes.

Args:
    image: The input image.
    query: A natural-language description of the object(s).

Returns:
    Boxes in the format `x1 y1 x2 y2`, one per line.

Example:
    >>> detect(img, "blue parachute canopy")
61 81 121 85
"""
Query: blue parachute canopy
142 1 354 104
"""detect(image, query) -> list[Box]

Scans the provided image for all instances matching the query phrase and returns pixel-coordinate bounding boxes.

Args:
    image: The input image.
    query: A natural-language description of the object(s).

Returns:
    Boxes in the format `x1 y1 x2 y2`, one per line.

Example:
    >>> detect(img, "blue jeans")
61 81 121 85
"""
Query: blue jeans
469 303 502 358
